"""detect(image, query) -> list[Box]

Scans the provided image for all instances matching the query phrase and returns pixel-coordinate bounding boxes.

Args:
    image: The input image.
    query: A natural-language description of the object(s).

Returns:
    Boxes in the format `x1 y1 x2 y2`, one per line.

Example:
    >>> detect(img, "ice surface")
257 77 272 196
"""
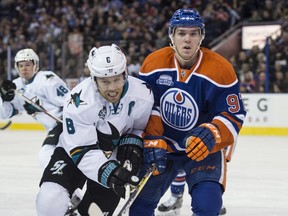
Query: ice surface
1 130 287 216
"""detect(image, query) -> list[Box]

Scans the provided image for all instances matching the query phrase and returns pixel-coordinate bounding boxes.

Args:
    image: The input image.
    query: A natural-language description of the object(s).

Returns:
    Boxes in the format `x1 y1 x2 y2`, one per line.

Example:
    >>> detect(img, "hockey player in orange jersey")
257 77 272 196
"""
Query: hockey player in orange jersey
129 8 246 216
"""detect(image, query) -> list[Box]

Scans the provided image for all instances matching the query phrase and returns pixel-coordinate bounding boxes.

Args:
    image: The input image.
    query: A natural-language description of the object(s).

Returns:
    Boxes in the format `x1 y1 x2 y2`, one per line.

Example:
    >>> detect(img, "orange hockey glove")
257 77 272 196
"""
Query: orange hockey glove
184 123 221 162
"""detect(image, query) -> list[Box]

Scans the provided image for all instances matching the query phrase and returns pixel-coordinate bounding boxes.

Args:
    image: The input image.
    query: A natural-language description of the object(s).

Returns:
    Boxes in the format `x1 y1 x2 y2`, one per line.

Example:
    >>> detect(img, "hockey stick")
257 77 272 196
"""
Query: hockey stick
0 120 12 130
116 164 156 216
16 90 63 123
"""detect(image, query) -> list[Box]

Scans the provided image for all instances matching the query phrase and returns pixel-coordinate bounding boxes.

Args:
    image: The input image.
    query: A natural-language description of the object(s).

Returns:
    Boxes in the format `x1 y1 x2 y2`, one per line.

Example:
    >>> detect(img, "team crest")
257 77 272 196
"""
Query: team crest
29 96 41 106
160 88 199 131
67 90 87 108
45 74 55 80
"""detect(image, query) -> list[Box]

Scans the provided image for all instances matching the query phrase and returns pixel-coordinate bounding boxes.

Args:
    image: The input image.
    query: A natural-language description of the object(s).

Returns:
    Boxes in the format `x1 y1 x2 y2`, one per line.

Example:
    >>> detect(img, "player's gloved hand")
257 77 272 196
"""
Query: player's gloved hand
184 123 221 162
143 136 167 175
117 134 143 175
23 101 41 115
0 80 16 102
98 160 139 198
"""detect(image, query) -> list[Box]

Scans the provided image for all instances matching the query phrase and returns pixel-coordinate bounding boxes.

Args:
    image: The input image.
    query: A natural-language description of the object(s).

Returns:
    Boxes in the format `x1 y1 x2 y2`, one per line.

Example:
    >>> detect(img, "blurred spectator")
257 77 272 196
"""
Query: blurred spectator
240 71 256 93
255 71 272 93
238 62 252 82
271 70 288 93
0 0 288 95
127 55 141 77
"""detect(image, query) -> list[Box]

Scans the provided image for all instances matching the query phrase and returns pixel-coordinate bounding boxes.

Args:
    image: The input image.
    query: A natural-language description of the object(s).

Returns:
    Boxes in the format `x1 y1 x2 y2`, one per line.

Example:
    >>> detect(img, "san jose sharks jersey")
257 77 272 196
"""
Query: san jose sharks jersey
58 76 153 181
138 46 246 161
0 71 69 130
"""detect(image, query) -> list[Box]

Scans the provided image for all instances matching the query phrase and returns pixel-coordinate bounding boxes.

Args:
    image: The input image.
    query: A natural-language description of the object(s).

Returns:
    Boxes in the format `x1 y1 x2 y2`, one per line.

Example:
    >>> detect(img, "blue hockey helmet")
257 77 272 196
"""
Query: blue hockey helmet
168 9 205 36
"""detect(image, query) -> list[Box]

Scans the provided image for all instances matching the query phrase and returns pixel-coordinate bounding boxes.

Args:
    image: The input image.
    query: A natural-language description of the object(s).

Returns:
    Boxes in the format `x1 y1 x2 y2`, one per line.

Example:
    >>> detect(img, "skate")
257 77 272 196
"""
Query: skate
220 205 227 215
157 195 183 216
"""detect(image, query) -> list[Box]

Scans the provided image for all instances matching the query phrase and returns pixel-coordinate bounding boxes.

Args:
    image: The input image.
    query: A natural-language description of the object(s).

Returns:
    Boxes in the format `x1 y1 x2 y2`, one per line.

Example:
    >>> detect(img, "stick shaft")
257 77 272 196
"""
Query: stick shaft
116 164 156 216
16 90 63 123
0 120 12 130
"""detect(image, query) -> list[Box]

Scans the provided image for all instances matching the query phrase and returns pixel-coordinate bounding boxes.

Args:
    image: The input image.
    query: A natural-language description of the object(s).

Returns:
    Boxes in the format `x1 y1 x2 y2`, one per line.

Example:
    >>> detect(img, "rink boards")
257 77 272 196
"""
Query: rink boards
1 94 288 135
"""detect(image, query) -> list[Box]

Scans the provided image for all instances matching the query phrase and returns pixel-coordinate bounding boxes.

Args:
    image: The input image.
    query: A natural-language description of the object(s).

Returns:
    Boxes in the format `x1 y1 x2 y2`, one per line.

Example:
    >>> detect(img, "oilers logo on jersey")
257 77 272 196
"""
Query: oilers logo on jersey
160 88 199 131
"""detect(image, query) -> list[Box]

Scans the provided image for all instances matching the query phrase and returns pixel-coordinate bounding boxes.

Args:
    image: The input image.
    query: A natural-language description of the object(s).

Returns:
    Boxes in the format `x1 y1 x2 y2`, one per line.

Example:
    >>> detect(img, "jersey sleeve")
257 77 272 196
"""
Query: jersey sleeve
0 100 17 119
201 67 246 161
130 79 155 137
39 72 70 107
209 86 246 161
190 49 246 161
61 104 112 184
61 100 98 152
138 48 173 137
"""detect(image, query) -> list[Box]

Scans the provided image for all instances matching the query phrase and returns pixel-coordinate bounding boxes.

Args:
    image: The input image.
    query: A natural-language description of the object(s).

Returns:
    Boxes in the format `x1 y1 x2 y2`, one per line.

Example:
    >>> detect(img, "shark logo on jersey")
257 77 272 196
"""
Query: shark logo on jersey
45 74 55 80
160 88 199 131
50 160 67 175
156 74 174 86
23 97 42 115
96 121 120 155
67 90 87 108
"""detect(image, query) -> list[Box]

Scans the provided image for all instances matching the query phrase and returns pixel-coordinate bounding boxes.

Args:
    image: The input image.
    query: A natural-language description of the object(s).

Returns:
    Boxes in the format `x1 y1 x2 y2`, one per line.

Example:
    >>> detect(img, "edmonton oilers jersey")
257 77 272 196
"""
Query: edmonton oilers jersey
139 47 246 161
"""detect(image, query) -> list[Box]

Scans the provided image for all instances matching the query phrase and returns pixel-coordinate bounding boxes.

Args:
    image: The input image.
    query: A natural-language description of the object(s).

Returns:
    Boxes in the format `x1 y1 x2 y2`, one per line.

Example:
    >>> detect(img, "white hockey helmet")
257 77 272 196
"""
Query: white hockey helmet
14 48 39 73
86 44 127 78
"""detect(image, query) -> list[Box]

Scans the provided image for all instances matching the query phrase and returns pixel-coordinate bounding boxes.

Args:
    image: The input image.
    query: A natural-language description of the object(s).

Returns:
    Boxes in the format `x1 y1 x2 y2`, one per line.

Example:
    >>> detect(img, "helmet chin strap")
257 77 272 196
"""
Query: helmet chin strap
169 35 203 67
33 64 39 74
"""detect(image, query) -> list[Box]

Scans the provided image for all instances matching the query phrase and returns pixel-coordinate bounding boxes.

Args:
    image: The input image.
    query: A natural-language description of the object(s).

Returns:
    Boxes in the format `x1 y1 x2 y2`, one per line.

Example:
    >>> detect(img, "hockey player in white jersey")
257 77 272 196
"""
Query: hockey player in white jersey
36 44 154 216
0 48 69 170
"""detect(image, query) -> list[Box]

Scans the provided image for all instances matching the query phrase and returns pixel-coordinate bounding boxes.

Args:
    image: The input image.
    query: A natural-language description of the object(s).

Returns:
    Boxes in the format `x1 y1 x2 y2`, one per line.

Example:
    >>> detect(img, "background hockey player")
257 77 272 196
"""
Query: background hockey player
0 48 69 170
129 8 246 215
157 170 186 215
157 171 227 215
36 44 154 216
